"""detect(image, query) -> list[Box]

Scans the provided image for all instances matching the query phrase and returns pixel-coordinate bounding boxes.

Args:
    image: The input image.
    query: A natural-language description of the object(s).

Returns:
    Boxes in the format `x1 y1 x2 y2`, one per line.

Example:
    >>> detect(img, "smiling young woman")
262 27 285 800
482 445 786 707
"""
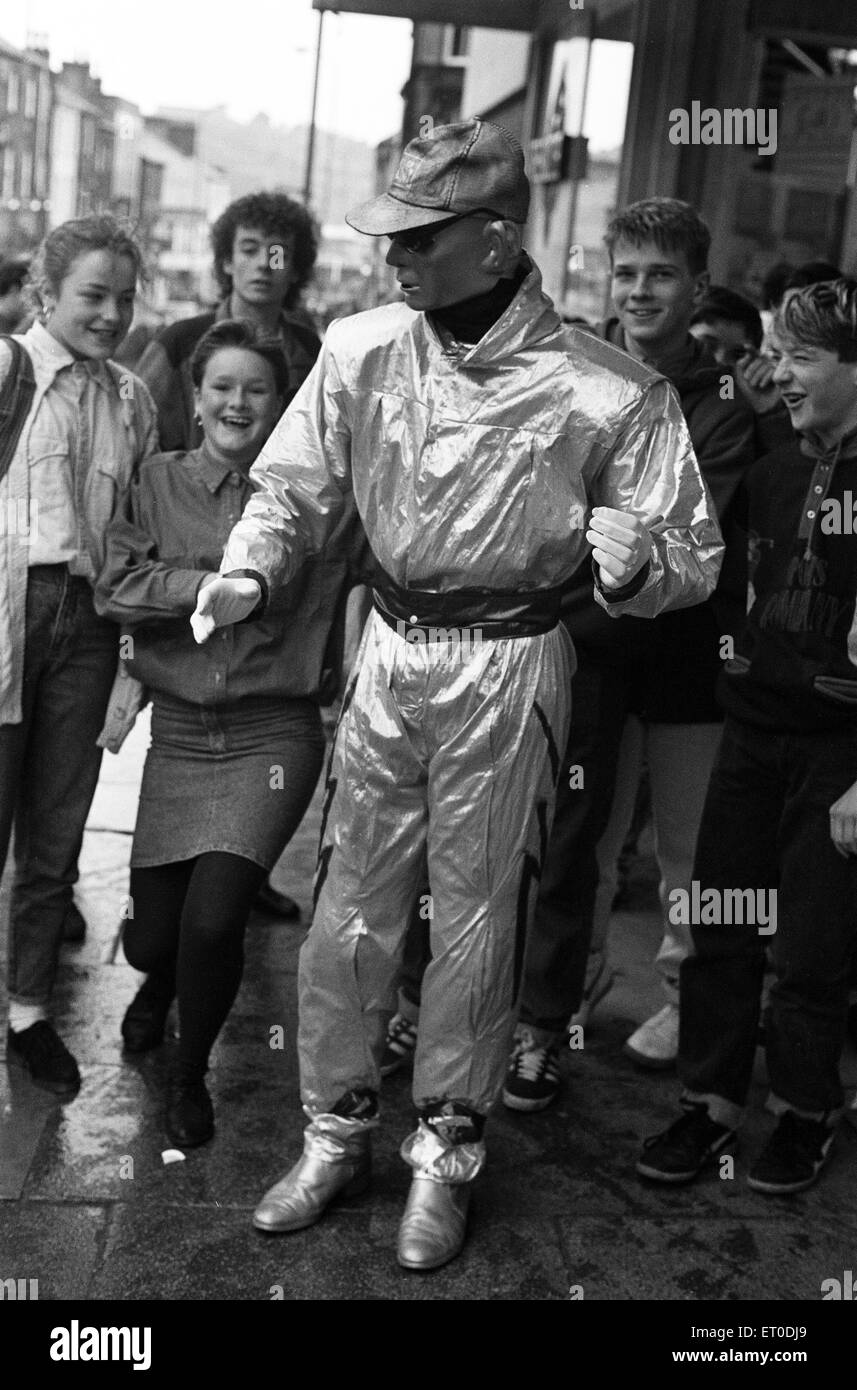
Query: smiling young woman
0 216 159 1097
94 319 362 1149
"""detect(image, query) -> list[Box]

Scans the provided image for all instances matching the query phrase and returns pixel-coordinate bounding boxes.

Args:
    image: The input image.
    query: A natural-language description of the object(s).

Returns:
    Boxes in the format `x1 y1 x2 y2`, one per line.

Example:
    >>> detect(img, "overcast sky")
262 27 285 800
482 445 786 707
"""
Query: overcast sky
4 0 413 145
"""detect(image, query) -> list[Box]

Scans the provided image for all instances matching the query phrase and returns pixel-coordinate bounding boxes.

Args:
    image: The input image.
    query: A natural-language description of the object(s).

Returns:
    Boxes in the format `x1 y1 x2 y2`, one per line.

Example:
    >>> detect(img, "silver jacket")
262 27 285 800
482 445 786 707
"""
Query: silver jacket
221 261 723 616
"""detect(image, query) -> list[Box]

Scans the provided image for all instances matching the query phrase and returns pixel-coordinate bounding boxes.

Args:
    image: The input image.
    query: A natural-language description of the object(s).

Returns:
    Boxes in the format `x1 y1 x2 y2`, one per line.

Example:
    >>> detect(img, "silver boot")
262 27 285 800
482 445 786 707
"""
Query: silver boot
397 1118 484 1270
397 1176 471 1270
253 1112 374 1233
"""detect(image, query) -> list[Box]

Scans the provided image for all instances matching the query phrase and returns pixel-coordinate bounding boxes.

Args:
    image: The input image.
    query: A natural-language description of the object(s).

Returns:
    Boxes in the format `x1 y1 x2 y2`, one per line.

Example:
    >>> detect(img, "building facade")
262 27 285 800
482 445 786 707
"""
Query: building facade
319 0 857 319
0 38 52 251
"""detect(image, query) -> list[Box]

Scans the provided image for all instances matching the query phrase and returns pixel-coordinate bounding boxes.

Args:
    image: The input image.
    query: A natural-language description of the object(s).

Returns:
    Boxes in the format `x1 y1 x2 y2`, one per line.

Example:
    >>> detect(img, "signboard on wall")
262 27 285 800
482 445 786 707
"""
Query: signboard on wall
527 39 590 184
776 73 855 187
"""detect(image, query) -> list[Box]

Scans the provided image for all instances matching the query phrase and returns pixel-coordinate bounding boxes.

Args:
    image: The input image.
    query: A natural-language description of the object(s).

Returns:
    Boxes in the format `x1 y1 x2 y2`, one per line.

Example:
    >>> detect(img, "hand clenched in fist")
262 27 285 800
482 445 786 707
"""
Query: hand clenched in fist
586 506 654 590
190 575 262 644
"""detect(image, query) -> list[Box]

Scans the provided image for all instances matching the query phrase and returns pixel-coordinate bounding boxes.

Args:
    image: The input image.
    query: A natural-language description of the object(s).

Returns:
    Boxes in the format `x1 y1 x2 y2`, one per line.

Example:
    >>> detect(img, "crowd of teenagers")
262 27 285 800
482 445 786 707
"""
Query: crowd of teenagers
2 118 856 1274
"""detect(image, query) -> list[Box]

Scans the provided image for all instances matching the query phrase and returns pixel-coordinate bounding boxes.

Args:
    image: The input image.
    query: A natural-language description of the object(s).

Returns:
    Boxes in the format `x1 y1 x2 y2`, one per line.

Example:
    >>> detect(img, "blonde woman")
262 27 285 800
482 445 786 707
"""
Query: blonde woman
0 216 158 1096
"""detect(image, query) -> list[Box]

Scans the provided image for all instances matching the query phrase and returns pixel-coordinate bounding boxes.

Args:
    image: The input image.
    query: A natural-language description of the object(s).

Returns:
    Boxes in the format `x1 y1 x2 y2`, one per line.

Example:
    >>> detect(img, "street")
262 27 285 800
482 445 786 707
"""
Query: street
2 710 856 1303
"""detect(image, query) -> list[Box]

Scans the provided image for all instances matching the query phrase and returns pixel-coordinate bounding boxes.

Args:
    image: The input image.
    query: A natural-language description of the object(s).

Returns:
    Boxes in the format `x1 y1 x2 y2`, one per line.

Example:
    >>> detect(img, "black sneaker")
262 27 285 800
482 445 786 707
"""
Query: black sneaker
380 1012 418 1077
6 1022 81 1097
502 1036 561 1112
747 1111 836 1195
636 1102 736 1183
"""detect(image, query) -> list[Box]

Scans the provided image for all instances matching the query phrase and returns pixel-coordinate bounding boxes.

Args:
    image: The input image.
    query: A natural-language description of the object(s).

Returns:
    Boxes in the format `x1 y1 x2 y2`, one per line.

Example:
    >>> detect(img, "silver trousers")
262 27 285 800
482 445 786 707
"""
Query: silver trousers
298 609 573 1116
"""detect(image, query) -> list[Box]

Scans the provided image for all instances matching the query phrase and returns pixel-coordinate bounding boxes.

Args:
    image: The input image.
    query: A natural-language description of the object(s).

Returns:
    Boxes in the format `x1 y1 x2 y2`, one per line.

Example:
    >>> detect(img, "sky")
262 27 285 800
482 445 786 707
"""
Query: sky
3 0 413 145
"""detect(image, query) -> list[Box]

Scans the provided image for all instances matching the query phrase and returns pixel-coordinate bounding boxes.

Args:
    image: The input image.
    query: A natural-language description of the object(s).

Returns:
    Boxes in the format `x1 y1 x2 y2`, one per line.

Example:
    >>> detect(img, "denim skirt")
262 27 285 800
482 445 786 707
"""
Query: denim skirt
131 694 325 870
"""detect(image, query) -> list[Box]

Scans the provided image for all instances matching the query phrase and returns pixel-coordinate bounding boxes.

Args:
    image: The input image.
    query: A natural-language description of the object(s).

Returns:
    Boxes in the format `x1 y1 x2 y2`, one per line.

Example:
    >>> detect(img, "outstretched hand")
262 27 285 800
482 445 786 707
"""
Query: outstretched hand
190 575 261 644
587 506 653 590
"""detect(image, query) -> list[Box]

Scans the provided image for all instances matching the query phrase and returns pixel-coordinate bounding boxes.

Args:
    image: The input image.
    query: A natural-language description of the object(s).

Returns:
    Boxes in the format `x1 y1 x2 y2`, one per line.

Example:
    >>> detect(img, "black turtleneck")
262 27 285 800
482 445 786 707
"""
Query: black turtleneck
430 259 528 345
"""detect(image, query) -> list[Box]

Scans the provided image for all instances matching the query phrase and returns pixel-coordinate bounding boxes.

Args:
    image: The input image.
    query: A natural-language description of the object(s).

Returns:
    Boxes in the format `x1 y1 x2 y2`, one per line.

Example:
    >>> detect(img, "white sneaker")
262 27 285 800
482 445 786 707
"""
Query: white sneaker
624 1002 679 1069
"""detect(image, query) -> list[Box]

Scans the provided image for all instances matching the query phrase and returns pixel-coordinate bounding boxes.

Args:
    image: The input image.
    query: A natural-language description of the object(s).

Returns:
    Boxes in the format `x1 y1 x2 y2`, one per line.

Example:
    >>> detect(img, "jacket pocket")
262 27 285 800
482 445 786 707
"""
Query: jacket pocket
26 432 76 549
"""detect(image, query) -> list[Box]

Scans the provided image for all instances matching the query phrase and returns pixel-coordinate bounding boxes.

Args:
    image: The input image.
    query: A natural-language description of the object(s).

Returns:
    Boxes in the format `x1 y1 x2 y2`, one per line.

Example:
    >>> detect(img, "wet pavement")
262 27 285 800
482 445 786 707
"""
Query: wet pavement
2 709 857 1311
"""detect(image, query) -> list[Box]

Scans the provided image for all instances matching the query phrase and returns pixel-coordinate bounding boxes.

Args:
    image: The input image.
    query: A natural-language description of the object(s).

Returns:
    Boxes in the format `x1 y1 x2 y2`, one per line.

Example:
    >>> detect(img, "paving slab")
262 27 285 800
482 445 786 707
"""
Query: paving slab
553 1213 857 1302
0 1204 110 1300
0 1068 56 1199
88 1192 571 1302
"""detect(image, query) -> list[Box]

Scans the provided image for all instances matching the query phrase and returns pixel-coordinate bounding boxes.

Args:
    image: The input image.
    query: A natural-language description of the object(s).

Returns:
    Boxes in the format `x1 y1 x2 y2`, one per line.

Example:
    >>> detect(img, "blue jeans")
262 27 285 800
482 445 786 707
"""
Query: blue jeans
679 715 857 1121
1 565 117 1005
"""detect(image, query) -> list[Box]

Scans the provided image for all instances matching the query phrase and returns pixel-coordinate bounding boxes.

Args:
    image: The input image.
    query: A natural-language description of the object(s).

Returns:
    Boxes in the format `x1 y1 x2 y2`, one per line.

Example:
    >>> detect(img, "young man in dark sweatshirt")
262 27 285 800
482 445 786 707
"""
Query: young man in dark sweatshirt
501 199 757 1105
637 278 857 1194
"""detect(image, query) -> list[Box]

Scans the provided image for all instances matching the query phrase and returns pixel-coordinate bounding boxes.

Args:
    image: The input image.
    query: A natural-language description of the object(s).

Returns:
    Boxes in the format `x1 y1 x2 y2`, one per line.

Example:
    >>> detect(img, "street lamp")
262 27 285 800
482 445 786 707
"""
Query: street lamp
303 8 325 208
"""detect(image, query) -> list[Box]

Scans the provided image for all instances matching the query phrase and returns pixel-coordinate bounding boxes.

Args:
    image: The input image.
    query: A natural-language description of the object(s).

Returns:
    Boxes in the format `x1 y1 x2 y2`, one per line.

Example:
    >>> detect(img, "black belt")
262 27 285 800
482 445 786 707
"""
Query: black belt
372 571 570 640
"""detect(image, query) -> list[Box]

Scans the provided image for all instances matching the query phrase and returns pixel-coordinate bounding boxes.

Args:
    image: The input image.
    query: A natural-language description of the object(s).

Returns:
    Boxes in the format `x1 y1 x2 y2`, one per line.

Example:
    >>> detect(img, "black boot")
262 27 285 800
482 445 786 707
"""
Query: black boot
166 1077 214 1148
121 974 174 1054
62 902 87 944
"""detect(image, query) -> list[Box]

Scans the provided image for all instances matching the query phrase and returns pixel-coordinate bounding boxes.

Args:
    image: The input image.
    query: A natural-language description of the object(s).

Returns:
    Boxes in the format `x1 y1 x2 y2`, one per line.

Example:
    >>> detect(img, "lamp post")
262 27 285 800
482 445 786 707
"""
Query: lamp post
302 7 325 208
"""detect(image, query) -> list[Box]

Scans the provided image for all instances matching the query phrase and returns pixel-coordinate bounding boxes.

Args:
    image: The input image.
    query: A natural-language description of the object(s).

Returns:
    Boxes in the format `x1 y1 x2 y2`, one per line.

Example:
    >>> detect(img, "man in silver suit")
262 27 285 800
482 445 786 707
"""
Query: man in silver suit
193 119 722 1271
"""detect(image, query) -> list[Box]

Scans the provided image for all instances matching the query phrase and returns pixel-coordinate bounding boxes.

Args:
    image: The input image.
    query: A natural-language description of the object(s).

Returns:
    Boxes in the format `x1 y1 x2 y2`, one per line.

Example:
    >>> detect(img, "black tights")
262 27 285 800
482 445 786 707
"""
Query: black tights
124 853 267 1082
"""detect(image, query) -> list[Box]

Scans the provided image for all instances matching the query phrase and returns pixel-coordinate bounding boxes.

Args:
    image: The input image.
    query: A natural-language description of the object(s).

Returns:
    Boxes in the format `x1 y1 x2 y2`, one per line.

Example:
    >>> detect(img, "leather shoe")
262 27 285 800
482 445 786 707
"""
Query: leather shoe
121 975 174 1053
254 879 300 921
62 902 87 944
166 1079 214 1147
253 1150 371 1232
397 1177 471 1271
6 1022 81 1098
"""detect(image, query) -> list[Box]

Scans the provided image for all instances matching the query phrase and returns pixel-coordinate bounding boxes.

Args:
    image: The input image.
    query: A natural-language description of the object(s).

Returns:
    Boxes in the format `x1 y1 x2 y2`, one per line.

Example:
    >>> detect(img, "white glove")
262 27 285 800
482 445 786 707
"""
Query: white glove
190 575 262 644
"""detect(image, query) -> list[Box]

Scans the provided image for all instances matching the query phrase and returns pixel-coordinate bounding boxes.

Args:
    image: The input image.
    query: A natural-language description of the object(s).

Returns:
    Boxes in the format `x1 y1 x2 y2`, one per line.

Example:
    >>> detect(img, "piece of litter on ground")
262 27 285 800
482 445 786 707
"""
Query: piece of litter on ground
161 1148 186 1164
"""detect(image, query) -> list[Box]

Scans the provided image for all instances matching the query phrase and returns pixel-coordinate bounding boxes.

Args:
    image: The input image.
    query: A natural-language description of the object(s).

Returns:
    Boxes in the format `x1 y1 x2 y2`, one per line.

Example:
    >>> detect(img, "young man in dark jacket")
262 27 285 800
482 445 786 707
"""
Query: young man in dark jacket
503 199 757 1104
637 277 857 1194
137 192 320 453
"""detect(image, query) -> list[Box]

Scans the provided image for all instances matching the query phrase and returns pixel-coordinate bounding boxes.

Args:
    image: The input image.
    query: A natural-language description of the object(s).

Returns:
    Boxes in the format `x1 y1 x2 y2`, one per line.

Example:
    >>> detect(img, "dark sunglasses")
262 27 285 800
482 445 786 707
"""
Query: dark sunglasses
387 208 499 255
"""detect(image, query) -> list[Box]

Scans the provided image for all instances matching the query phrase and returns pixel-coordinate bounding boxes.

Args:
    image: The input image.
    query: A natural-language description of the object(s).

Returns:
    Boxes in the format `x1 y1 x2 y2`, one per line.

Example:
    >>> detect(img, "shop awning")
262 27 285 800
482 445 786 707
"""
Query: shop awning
312 1 538 31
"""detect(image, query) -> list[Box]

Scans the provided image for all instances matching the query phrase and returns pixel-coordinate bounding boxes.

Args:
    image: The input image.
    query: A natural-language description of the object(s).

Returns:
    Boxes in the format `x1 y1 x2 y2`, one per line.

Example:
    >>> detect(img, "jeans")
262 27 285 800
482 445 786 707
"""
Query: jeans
1 566 117 1005
589 716 723 1004
679 715 857 1123
518 652 637 1035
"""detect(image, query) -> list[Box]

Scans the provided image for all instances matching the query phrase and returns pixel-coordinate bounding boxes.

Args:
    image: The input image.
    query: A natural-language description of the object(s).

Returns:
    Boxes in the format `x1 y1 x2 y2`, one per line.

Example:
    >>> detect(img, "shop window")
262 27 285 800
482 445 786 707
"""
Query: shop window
1 146 15 200
533 37 634 323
